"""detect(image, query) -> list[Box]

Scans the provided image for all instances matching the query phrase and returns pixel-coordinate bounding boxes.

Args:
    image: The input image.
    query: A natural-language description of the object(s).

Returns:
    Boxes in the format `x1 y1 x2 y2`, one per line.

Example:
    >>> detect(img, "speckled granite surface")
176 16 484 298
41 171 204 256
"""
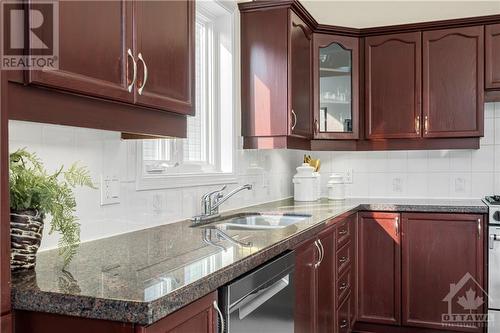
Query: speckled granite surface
11 198 487 325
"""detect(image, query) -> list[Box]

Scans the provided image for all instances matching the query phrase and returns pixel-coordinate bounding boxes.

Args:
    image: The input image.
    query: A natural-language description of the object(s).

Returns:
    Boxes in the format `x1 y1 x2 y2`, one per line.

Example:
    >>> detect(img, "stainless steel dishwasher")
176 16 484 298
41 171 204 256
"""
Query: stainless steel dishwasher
219 251 295 333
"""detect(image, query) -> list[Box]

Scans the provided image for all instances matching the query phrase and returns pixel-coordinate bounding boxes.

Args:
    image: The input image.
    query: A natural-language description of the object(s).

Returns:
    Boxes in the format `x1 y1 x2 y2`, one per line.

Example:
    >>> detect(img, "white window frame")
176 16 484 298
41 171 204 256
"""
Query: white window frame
136 0 238 191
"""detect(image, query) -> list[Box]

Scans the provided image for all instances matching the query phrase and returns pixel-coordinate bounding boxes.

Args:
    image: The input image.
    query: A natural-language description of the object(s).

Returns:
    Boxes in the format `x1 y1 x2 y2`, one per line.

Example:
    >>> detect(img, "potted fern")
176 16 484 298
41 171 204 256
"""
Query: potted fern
9 148 95 270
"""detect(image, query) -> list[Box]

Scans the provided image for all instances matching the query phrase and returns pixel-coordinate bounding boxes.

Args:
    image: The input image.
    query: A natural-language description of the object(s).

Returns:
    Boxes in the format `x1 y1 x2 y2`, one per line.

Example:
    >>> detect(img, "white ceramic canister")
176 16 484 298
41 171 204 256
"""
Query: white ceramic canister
293 163 319 202
327 173 345 200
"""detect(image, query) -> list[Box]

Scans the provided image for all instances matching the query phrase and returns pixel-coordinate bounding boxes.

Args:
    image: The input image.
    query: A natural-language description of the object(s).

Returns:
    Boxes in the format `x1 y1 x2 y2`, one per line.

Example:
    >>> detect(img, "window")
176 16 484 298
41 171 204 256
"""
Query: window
138 0 236 189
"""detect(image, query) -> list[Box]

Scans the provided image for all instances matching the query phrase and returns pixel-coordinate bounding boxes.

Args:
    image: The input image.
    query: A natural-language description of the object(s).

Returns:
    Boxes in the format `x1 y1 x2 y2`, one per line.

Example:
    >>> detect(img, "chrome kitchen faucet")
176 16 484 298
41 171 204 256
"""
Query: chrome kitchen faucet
192 184 253 223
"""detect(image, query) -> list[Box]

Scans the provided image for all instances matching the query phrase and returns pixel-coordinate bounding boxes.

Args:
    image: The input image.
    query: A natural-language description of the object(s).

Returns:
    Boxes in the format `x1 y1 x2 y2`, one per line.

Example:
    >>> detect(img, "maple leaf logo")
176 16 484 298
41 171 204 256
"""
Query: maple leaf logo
457 288 484 312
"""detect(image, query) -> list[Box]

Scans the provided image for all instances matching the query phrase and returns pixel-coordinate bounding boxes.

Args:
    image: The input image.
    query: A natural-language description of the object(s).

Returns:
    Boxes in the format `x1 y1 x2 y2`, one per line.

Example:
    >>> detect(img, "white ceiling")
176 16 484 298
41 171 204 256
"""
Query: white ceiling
299 1 500 28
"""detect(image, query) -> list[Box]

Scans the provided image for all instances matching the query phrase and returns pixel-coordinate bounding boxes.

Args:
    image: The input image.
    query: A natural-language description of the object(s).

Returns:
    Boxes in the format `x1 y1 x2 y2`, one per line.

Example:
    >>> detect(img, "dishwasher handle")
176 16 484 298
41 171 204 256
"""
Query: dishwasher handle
490 233 500 249
235 274 290 320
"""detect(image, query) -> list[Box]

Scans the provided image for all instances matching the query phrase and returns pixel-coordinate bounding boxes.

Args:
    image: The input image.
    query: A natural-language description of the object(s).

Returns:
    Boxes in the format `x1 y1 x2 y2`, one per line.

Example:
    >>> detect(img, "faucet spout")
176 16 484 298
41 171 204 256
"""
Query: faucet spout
211 184 252 211
192 184 253 223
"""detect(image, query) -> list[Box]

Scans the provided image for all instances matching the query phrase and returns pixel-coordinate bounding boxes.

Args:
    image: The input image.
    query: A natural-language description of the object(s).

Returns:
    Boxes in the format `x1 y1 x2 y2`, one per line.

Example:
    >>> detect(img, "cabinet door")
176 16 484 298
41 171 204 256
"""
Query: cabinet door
28 1 134 103
365 32 421 139
135 0 195 115
313 34 359 140
136 292 217 333
422 26 484 138
317 228 335 333
486 24 500 90
401 213 484 332
289 12 312 138
358 212 401 326
295 238 319 333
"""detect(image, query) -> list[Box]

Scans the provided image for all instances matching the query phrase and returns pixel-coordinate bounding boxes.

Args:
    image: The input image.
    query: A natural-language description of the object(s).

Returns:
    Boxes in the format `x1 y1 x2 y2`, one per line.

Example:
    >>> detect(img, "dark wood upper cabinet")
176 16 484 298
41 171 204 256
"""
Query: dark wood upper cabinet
313 33 359 140
28 1 134 103
401 213 484 332
134 0 195 115
358 212 401 326
239 2 312 149
422 26 484 138
290 12 313 138
26 0 194 117
486 24 500 90
365 32 422 140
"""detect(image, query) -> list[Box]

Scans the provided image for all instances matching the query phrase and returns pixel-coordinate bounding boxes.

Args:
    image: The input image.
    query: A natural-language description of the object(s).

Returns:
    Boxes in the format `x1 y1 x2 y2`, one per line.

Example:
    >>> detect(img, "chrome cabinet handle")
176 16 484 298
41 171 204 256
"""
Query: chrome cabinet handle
318 239 324 266
395 216 399 236
339 256 348 264
213 301 225 333
424 115 429 134
127 49 137 93
339 282 348 290
340 319 348 328
138 52 148 95
338 229 348 236
291 109 297 130
314 240 322 268
415 115 420 134
478 218 481 239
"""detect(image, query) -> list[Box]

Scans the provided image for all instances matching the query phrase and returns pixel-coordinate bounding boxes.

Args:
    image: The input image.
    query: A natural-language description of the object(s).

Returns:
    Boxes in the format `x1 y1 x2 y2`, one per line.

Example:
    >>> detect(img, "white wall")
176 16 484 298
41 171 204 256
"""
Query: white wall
9 121 299 251
313 102 500 199
300 1 500 28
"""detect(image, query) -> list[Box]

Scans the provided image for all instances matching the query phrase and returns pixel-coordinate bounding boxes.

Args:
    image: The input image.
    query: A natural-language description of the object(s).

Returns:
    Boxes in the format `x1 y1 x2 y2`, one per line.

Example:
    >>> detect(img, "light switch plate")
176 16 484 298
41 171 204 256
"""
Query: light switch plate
100 175 120 205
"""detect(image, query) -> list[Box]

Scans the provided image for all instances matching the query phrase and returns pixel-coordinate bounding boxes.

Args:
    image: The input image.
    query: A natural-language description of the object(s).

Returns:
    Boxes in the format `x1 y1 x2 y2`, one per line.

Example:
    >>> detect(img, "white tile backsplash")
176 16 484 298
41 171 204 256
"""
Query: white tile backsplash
310 102 500 200
9 121 298 251
9 102 500 249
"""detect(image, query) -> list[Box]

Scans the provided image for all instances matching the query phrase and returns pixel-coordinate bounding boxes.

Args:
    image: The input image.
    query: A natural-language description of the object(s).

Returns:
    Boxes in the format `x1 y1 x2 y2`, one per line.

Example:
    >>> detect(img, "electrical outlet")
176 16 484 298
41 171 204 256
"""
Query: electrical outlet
392 177 402 193
344 169 353 184
100 175 120 206
454 177 466 193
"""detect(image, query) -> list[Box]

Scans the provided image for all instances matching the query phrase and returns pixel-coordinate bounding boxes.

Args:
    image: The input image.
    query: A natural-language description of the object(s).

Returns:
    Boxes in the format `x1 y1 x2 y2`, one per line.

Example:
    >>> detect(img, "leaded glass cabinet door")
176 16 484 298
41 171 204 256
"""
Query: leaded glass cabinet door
313 34 359 140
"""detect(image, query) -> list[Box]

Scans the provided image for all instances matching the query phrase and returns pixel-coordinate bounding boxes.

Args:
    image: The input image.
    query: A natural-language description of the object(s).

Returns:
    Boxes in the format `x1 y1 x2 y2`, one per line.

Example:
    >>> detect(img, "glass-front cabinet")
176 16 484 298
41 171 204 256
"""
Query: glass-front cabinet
313 34 359 139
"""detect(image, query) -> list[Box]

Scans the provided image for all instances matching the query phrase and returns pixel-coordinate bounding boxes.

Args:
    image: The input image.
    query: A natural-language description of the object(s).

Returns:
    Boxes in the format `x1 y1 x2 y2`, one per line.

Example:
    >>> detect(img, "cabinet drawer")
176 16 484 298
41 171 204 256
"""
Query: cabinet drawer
336 241 352 275
337 292 351 333
337 267 352 304
336 215 353 249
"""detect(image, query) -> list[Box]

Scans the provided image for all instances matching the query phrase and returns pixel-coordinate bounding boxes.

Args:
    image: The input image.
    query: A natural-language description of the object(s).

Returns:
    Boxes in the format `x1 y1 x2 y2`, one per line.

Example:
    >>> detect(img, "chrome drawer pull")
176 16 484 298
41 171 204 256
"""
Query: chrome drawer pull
338 229 348 236
339 256 348 264
340 319 348 328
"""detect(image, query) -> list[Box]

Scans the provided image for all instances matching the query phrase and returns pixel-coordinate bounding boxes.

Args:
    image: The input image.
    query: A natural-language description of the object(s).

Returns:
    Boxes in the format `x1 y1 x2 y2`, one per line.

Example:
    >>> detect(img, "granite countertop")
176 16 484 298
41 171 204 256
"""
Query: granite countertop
11 197 488 325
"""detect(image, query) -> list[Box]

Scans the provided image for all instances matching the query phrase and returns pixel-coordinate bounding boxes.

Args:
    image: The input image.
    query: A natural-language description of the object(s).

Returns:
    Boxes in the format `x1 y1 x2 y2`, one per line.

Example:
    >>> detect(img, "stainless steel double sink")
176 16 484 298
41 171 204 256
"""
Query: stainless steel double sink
195 212 312 231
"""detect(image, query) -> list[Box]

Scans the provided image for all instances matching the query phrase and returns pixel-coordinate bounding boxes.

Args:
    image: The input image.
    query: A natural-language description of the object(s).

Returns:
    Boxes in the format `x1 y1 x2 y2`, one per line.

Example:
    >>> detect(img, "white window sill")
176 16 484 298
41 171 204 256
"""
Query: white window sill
136 172 238 191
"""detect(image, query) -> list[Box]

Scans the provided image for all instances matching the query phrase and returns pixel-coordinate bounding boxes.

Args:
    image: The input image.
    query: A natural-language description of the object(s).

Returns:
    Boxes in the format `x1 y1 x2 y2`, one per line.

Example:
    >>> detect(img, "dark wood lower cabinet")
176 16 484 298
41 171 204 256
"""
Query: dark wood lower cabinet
356 212 486 333
294 232 335 333
358 212 401 326
136 292 217 333
317 227 336 333
295 214 357 333
294 237 319 333
401 213 484 333
14 292 217 333
14 311 135 333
